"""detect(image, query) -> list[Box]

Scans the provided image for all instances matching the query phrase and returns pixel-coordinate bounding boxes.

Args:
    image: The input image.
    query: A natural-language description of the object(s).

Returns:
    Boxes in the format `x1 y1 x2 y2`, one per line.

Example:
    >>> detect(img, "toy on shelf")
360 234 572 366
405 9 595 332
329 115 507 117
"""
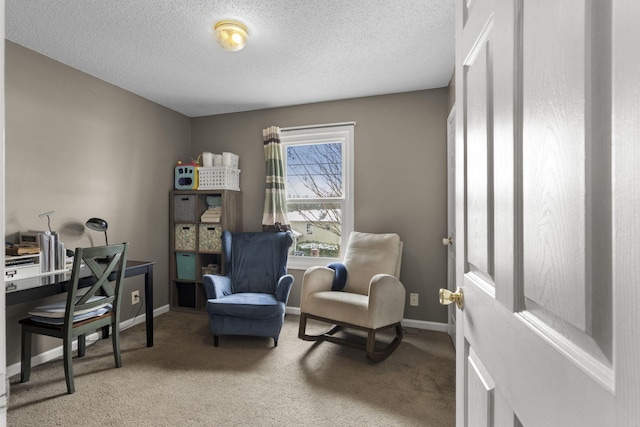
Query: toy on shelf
174 161 199 190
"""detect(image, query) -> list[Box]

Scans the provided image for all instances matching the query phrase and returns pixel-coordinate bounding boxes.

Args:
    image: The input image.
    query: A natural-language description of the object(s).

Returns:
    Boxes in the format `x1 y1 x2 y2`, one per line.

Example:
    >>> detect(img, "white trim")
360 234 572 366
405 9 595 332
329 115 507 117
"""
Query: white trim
285 306 448 332
282 124 355 269
401 318 449 332
6 304 170 378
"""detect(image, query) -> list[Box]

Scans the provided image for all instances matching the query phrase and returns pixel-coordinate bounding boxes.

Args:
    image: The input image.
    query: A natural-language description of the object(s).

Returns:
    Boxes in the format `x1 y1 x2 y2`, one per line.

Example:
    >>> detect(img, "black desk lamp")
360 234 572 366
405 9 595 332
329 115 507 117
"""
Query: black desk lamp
85 218 112 262
85 218 109 246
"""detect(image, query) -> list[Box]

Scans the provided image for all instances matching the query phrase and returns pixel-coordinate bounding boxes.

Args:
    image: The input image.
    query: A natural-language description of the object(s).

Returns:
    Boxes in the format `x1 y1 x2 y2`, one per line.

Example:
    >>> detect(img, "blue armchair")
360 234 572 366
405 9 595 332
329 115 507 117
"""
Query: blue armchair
202 231 294 347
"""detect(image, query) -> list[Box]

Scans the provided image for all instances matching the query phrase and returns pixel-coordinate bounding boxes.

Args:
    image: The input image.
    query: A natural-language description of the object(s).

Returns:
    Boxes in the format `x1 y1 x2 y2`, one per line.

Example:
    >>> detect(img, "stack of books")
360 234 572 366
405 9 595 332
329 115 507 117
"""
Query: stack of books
5 244 40 256
38 232 66 273
200 206 222 223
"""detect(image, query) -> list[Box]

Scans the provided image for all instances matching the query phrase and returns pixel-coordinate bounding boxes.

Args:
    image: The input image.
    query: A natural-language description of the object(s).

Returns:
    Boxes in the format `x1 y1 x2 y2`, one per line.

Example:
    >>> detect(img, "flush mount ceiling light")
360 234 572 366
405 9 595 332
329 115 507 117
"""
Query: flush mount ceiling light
214 20 249 52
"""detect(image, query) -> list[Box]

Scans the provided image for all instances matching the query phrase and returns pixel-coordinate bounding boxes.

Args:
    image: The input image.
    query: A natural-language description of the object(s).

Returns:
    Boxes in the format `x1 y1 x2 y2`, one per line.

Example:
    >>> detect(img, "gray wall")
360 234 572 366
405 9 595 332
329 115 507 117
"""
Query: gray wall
4 41 191 365
191 89 449 323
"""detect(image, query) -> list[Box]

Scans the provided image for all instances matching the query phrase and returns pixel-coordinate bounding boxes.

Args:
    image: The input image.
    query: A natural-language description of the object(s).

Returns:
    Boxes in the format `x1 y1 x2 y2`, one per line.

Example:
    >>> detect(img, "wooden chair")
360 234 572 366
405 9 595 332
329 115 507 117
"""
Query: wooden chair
19 243 129 394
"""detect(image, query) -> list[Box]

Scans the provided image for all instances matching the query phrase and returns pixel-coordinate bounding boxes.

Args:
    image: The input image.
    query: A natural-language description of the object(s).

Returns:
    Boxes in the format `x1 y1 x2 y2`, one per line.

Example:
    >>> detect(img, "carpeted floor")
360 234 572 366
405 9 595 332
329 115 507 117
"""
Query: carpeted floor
7 311 455 426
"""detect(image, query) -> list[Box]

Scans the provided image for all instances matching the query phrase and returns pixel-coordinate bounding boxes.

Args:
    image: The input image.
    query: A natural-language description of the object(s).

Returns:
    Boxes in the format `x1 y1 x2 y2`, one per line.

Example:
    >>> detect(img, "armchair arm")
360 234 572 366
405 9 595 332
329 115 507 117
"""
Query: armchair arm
367 274 406 327
202 274 232 299
300 266 335 311
275 274 295 304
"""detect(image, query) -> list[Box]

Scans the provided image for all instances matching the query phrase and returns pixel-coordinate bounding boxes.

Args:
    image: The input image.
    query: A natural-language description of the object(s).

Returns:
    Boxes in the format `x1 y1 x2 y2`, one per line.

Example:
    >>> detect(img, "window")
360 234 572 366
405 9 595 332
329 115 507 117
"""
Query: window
281 124 354 270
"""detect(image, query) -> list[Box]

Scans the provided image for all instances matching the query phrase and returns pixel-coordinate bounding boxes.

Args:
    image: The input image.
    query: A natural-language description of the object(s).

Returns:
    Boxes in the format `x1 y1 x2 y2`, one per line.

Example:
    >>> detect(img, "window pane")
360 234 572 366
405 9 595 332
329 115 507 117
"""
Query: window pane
287 202 342 257
286 142 343 198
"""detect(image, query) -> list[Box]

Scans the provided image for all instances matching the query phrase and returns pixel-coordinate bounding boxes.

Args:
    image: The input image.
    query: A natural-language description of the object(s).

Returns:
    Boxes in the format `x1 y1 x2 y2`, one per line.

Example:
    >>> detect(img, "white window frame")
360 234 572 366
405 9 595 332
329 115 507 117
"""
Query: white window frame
281 124 354 270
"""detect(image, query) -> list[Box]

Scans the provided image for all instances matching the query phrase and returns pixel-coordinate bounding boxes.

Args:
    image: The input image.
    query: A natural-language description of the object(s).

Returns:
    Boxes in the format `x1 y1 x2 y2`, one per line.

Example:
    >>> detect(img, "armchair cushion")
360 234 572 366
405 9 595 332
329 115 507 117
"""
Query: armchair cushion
227 232 292 294
206 293 285 319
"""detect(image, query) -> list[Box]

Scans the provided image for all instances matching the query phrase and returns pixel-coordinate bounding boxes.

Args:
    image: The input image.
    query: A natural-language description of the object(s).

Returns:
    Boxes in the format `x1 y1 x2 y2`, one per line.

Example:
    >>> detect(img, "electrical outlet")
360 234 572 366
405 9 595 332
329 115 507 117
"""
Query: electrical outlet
410 293 419 306
131 290 140 305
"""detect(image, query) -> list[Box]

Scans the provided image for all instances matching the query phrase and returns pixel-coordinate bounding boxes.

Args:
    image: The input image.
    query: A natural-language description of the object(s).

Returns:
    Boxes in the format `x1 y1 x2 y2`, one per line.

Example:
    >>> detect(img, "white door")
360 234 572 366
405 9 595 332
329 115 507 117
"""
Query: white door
445 106 457 346
451 0 640 425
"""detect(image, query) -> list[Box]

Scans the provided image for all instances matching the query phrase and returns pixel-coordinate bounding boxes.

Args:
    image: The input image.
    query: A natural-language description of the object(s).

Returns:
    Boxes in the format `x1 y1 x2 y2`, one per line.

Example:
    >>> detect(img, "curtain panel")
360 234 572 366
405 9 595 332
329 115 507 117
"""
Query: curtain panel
262 126 291 232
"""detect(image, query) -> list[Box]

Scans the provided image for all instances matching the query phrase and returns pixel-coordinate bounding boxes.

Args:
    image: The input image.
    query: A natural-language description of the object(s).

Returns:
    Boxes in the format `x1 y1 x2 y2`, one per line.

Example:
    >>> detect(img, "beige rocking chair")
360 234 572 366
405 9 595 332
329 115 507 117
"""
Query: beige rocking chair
298 232 405 361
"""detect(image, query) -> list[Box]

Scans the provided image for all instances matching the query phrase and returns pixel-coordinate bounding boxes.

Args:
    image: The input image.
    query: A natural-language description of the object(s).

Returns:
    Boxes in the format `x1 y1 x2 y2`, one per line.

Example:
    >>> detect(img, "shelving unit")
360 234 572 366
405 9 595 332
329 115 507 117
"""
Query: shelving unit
169 190 242 313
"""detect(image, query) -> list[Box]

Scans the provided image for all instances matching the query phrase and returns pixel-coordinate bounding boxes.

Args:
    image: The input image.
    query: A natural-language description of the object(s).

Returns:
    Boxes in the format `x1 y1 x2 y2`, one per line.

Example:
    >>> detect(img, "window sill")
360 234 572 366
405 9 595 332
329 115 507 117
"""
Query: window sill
287 256 337 271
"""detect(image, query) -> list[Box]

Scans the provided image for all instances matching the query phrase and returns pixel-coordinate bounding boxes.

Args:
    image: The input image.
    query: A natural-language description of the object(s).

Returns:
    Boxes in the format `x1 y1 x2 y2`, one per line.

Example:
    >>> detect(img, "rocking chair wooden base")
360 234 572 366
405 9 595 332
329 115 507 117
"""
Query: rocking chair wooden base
298 312 403 362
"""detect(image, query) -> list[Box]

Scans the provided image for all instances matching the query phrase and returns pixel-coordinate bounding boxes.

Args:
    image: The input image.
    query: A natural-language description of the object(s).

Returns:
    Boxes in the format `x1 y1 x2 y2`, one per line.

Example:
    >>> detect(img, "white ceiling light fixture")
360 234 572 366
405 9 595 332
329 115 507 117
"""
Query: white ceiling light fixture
214 20 249 52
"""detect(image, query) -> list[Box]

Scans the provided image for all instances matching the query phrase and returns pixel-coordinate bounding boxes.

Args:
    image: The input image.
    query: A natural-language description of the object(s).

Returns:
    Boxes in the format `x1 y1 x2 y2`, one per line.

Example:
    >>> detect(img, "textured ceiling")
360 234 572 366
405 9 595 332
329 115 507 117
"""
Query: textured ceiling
6 0 455 118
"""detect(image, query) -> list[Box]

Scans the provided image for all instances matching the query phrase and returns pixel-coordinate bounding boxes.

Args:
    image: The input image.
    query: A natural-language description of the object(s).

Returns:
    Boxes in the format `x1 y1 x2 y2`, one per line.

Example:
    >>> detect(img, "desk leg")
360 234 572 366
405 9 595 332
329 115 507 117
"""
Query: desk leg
145 265 154 347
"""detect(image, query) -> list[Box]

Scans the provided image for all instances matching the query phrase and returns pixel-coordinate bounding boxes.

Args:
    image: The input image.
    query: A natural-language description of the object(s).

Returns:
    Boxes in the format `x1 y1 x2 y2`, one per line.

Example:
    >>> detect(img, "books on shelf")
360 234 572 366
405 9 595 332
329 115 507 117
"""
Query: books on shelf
5 256 37 267
5 244 40 256
200 206 222 223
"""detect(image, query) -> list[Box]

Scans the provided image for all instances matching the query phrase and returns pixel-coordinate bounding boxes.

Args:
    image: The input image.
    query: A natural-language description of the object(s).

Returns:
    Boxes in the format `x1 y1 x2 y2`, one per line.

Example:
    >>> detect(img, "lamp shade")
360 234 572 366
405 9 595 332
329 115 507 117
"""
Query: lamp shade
85 218 108 232
214 20 249 52
85 217 109 246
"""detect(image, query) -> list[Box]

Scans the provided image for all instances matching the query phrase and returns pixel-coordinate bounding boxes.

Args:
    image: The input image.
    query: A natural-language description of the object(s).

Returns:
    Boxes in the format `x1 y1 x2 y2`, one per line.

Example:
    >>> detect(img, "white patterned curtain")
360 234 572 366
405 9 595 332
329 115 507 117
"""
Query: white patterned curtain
262 126 291 232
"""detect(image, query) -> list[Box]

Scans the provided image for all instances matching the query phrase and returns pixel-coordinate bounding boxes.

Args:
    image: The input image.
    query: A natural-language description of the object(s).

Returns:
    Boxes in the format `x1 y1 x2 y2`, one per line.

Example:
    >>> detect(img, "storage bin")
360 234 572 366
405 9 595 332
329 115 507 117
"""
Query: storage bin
199 224 222 252
176 282 196 307
173 194 197 222
174 224 196 251
198 167 241 191
176 252 196 280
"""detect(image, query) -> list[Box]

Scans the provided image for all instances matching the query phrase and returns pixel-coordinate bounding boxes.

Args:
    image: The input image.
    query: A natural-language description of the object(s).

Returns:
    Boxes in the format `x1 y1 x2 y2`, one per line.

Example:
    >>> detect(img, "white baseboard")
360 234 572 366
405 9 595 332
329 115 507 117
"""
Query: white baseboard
6 304 171 379
285 306 449 333
285 306 301 316
401 318 449 332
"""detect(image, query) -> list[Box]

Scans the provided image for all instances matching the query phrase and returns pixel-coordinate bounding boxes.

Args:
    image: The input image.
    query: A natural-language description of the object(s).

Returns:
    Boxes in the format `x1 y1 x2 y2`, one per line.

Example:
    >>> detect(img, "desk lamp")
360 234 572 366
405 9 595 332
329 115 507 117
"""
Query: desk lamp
85 218 109 246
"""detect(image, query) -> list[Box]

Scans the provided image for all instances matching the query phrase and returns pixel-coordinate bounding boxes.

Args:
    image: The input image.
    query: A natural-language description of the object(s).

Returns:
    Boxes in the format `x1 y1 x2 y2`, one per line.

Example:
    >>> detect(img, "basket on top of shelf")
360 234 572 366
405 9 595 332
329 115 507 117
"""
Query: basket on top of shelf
198 167 241 191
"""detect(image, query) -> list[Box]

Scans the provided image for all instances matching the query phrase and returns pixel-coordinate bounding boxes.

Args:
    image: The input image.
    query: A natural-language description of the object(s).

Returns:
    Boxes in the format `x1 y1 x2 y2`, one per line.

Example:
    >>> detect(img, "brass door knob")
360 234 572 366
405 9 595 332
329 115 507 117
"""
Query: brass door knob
442 237 453 246
439 287 463 309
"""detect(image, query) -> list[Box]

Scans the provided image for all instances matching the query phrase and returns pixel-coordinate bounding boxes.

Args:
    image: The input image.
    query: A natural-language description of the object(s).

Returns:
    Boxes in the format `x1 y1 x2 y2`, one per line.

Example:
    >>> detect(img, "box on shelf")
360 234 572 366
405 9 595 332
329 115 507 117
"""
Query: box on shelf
198 167 240 191
173 194 198 222
199 224 222 252
176 252 196 280
174 224 196 251
222 152 239 169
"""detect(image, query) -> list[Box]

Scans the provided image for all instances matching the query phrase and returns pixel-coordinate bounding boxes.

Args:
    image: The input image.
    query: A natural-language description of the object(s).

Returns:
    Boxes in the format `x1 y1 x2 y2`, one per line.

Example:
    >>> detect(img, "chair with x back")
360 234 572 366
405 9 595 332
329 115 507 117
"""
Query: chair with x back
19 242 129 394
